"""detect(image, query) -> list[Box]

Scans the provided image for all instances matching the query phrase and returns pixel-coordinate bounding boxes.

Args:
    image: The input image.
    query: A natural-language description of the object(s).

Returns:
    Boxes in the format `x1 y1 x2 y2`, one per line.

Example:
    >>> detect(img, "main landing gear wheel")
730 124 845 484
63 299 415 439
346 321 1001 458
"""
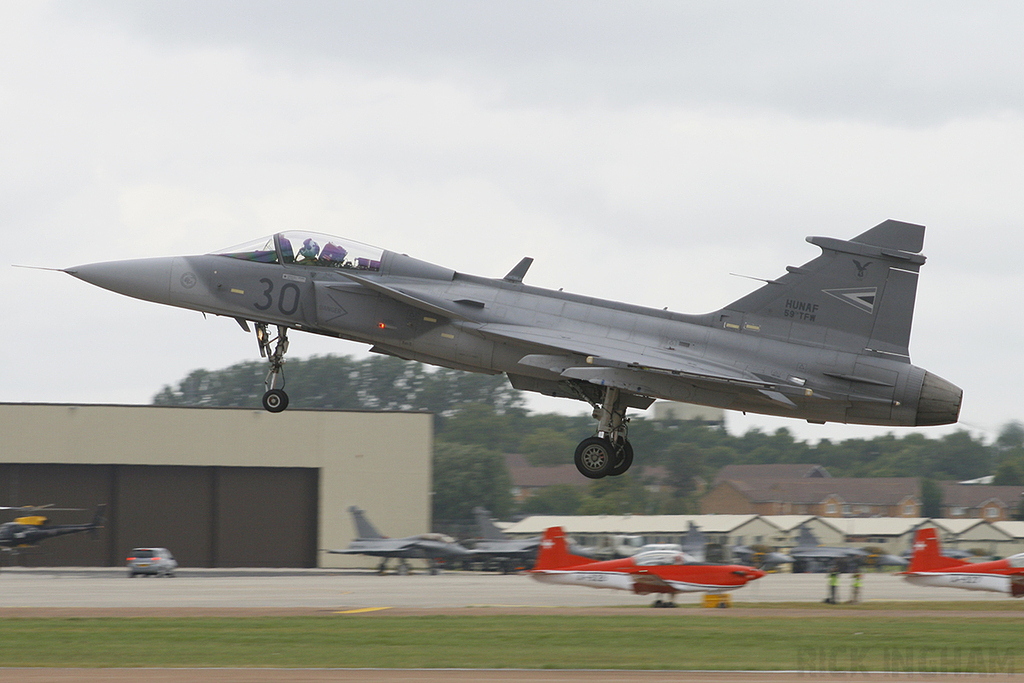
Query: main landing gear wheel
574 437 616 479
262 388 289 413
608 439 634 477
574 385 637 478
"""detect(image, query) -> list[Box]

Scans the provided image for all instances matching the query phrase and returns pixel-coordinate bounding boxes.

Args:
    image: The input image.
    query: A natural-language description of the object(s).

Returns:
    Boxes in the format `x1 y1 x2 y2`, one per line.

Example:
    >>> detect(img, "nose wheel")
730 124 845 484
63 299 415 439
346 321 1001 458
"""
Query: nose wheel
262 388 289 413
255 323 290 413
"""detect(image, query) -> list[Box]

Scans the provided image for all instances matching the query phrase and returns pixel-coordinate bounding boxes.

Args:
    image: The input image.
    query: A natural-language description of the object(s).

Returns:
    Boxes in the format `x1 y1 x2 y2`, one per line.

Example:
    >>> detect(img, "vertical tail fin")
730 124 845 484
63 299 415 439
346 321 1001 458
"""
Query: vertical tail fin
717 220 926 358
907 528 969 572
532 527 595 570
681 521 707 562
348 505 385 539
795 524 822 547
473 507 508 541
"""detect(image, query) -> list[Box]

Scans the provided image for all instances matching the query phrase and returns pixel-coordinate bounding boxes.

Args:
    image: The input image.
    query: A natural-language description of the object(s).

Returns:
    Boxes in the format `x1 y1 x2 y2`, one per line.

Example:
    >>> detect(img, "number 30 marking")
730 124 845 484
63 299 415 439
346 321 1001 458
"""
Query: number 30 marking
253 278 301 316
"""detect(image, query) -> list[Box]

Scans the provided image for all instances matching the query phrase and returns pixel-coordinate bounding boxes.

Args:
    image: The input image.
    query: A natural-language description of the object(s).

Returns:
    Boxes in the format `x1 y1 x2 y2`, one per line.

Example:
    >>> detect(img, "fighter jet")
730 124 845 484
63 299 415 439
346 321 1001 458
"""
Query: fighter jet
0 505 106 553
529 526 765 607
731 543 794 570
900 528 1024 597
60 219 961 478
325 505 469 575
466 507 541 572
787 523 868 572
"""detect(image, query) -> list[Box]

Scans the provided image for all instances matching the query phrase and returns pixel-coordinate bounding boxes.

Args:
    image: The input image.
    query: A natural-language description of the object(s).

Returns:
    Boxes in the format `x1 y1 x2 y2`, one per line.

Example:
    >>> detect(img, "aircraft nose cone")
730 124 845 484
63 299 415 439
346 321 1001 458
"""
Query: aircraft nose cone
735 567 766 582
67 257 175 305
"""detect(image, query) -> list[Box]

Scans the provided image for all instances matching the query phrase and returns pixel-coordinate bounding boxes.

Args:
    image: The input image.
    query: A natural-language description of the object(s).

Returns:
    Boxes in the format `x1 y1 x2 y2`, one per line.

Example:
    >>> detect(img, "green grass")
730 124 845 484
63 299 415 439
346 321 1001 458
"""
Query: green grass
730 599 1024 611
0 613 1020 671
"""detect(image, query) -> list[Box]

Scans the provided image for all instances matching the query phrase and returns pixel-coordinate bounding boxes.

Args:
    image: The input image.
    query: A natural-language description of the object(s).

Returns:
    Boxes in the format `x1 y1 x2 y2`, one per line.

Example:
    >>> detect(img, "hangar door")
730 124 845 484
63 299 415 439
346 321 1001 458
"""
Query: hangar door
0 464 319 568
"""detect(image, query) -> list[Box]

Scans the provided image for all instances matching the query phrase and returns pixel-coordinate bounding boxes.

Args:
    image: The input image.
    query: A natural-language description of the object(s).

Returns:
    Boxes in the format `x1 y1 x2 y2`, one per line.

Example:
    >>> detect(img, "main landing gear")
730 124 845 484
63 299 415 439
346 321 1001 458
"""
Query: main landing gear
255 322 290 412
573 386 634 479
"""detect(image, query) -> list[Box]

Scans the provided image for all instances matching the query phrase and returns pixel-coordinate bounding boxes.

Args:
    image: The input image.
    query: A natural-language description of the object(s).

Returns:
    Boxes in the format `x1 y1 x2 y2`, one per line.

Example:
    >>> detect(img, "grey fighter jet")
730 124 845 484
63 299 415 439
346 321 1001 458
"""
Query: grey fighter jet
467 507 541 572
788 524 869 572
325 505 469 575
62 220 961 478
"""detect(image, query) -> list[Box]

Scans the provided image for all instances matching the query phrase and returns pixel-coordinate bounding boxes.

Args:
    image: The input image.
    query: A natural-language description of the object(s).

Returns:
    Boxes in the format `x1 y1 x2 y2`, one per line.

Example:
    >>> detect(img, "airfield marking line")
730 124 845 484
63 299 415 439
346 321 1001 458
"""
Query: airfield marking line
333 607 393 614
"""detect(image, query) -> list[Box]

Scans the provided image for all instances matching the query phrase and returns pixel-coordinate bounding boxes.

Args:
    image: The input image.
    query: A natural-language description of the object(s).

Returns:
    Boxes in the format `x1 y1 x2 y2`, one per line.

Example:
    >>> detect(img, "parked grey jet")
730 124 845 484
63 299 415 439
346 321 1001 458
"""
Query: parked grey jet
61 219 961 478
788 524 869 572
325 505 469 575
467 507 541 572
731 544 795 571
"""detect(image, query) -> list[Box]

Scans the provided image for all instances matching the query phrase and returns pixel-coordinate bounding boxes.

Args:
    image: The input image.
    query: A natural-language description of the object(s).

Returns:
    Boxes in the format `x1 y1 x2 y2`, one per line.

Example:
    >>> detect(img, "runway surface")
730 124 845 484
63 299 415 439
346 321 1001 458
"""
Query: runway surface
0 566 1013 611
1 568 1019 683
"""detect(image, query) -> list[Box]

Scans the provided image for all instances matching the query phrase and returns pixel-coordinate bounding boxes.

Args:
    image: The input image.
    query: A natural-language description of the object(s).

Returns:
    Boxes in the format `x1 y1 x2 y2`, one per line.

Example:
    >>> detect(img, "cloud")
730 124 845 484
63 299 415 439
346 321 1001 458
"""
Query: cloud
62 0 1024 124
2 1 1022 445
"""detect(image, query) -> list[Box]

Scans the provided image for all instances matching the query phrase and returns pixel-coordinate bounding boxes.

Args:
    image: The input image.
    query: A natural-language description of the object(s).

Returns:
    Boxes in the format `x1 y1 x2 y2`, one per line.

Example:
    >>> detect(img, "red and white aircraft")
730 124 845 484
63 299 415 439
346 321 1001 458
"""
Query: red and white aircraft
528 526 765 606
901 527 1024 597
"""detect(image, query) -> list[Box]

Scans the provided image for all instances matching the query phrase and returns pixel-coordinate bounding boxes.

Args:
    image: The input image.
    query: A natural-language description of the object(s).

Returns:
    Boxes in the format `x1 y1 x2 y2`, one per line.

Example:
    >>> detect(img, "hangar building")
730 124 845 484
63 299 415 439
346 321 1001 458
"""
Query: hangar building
0 403 432 568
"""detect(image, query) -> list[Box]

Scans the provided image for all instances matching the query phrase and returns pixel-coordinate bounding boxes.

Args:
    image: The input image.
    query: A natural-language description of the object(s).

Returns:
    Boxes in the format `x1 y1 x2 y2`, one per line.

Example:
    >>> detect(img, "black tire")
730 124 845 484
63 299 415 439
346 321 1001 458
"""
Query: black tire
574 437 615 478
607 439 634 476
262 389 289 413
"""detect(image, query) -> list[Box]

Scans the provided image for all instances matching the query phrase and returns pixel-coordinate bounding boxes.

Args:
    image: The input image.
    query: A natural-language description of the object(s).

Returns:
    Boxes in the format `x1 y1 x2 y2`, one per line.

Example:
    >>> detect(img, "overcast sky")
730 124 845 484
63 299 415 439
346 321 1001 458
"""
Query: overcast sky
3 1 1023 445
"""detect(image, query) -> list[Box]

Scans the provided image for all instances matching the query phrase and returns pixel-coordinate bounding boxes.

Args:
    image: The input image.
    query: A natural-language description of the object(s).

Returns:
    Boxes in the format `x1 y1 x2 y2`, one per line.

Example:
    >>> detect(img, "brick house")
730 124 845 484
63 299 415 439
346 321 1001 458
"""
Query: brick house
939 483 1024 522
702 476 921 517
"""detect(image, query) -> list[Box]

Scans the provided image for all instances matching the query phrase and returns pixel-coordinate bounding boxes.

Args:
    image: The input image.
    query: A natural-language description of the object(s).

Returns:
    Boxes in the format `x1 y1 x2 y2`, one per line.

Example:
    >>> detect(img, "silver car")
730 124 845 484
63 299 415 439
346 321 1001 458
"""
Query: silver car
126 547 177 577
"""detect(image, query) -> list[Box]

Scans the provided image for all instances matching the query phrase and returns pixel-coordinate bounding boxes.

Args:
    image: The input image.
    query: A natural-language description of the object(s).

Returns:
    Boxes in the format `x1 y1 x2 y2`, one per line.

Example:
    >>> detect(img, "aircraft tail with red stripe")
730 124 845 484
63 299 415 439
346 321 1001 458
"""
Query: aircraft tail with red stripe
532 526 596 570
906 527 970 572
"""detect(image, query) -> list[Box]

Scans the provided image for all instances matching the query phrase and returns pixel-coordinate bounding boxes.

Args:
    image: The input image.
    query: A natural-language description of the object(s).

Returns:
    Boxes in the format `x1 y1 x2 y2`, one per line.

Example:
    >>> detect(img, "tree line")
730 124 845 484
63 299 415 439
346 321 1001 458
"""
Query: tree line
154 354 1024 525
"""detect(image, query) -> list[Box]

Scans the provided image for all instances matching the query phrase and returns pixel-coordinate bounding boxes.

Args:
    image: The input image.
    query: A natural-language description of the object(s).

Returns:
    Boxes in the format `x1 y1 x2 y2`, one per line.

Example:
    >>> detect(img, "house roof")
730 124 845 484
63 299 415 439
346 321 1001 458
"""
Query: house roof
713 463 830 486
504 514 765 536
939 483 1024 508
729 477 920 506
929 518 990 534
829 517 927 537
758 514 818 532
993 520 1024 539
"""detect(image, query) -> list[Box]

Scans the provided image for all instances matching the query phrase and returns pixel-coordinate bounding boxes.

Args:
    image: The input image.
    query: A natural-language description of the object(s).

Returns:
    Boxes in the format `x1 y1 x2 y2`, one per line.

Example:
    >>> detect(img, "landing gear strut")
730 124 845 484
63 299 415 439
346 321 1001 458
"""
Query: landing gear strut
573 386 633 479
256 323 290 412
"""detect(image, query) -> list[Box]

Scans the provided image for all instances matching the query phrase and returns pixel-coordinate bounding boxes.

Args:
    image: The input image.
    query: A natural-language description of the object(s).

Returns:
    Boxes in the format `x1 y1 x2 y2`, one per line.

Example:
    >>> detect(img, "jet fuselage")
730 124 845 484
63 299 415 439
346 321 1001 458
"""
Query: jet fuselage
69 245 957 428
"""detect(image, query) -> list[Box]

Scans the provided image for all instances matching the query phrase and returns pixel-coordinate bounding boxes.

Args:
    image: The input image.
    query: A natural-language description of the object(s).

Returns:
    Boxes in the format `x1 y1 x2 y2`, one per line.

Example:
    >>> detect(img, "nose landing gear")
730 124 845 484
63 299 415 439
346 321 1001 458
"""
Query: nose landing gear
255 322 290 412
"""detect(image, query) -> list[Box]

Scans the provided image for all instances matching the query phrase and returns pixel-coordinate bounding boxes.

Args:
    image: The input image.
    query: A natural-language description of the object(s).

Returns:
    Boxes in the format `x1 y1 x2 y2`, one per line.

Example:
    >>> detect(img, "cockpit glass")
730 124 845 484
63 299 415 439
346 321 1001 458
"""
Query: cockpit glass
215 236 278 263
634 550 692 566
214 232 384 272
1008 554 1024 568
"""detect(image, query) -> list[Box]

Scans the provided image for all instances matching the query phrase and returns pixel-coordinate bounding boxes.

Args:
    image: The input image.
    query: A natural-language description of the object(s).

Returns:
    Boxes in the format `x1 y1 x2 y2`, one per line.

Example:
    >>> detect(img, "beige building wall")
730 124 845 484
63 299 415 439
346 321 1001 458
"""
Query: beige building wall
0 403 432 568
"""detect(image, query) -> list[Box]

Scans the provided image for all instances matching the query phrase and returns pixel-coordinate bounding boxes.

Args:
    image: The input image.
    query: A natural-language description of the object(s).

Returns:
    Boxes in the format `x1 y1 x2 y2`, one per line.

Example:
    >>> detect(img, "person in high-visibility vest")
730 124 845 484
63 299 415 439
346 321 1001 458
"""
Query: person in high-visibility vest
849 572 862 604
826 570 839 604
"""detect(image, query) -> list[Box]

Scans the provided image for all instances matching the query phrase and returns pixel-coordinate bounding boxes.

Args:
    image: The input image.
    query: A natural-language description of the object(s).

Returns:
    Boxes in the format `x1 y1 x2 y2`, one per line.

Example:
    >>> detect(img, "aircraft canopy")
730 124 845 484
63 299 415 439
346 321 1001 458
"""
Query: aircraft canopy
215 232 384 272
633 549 696 566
